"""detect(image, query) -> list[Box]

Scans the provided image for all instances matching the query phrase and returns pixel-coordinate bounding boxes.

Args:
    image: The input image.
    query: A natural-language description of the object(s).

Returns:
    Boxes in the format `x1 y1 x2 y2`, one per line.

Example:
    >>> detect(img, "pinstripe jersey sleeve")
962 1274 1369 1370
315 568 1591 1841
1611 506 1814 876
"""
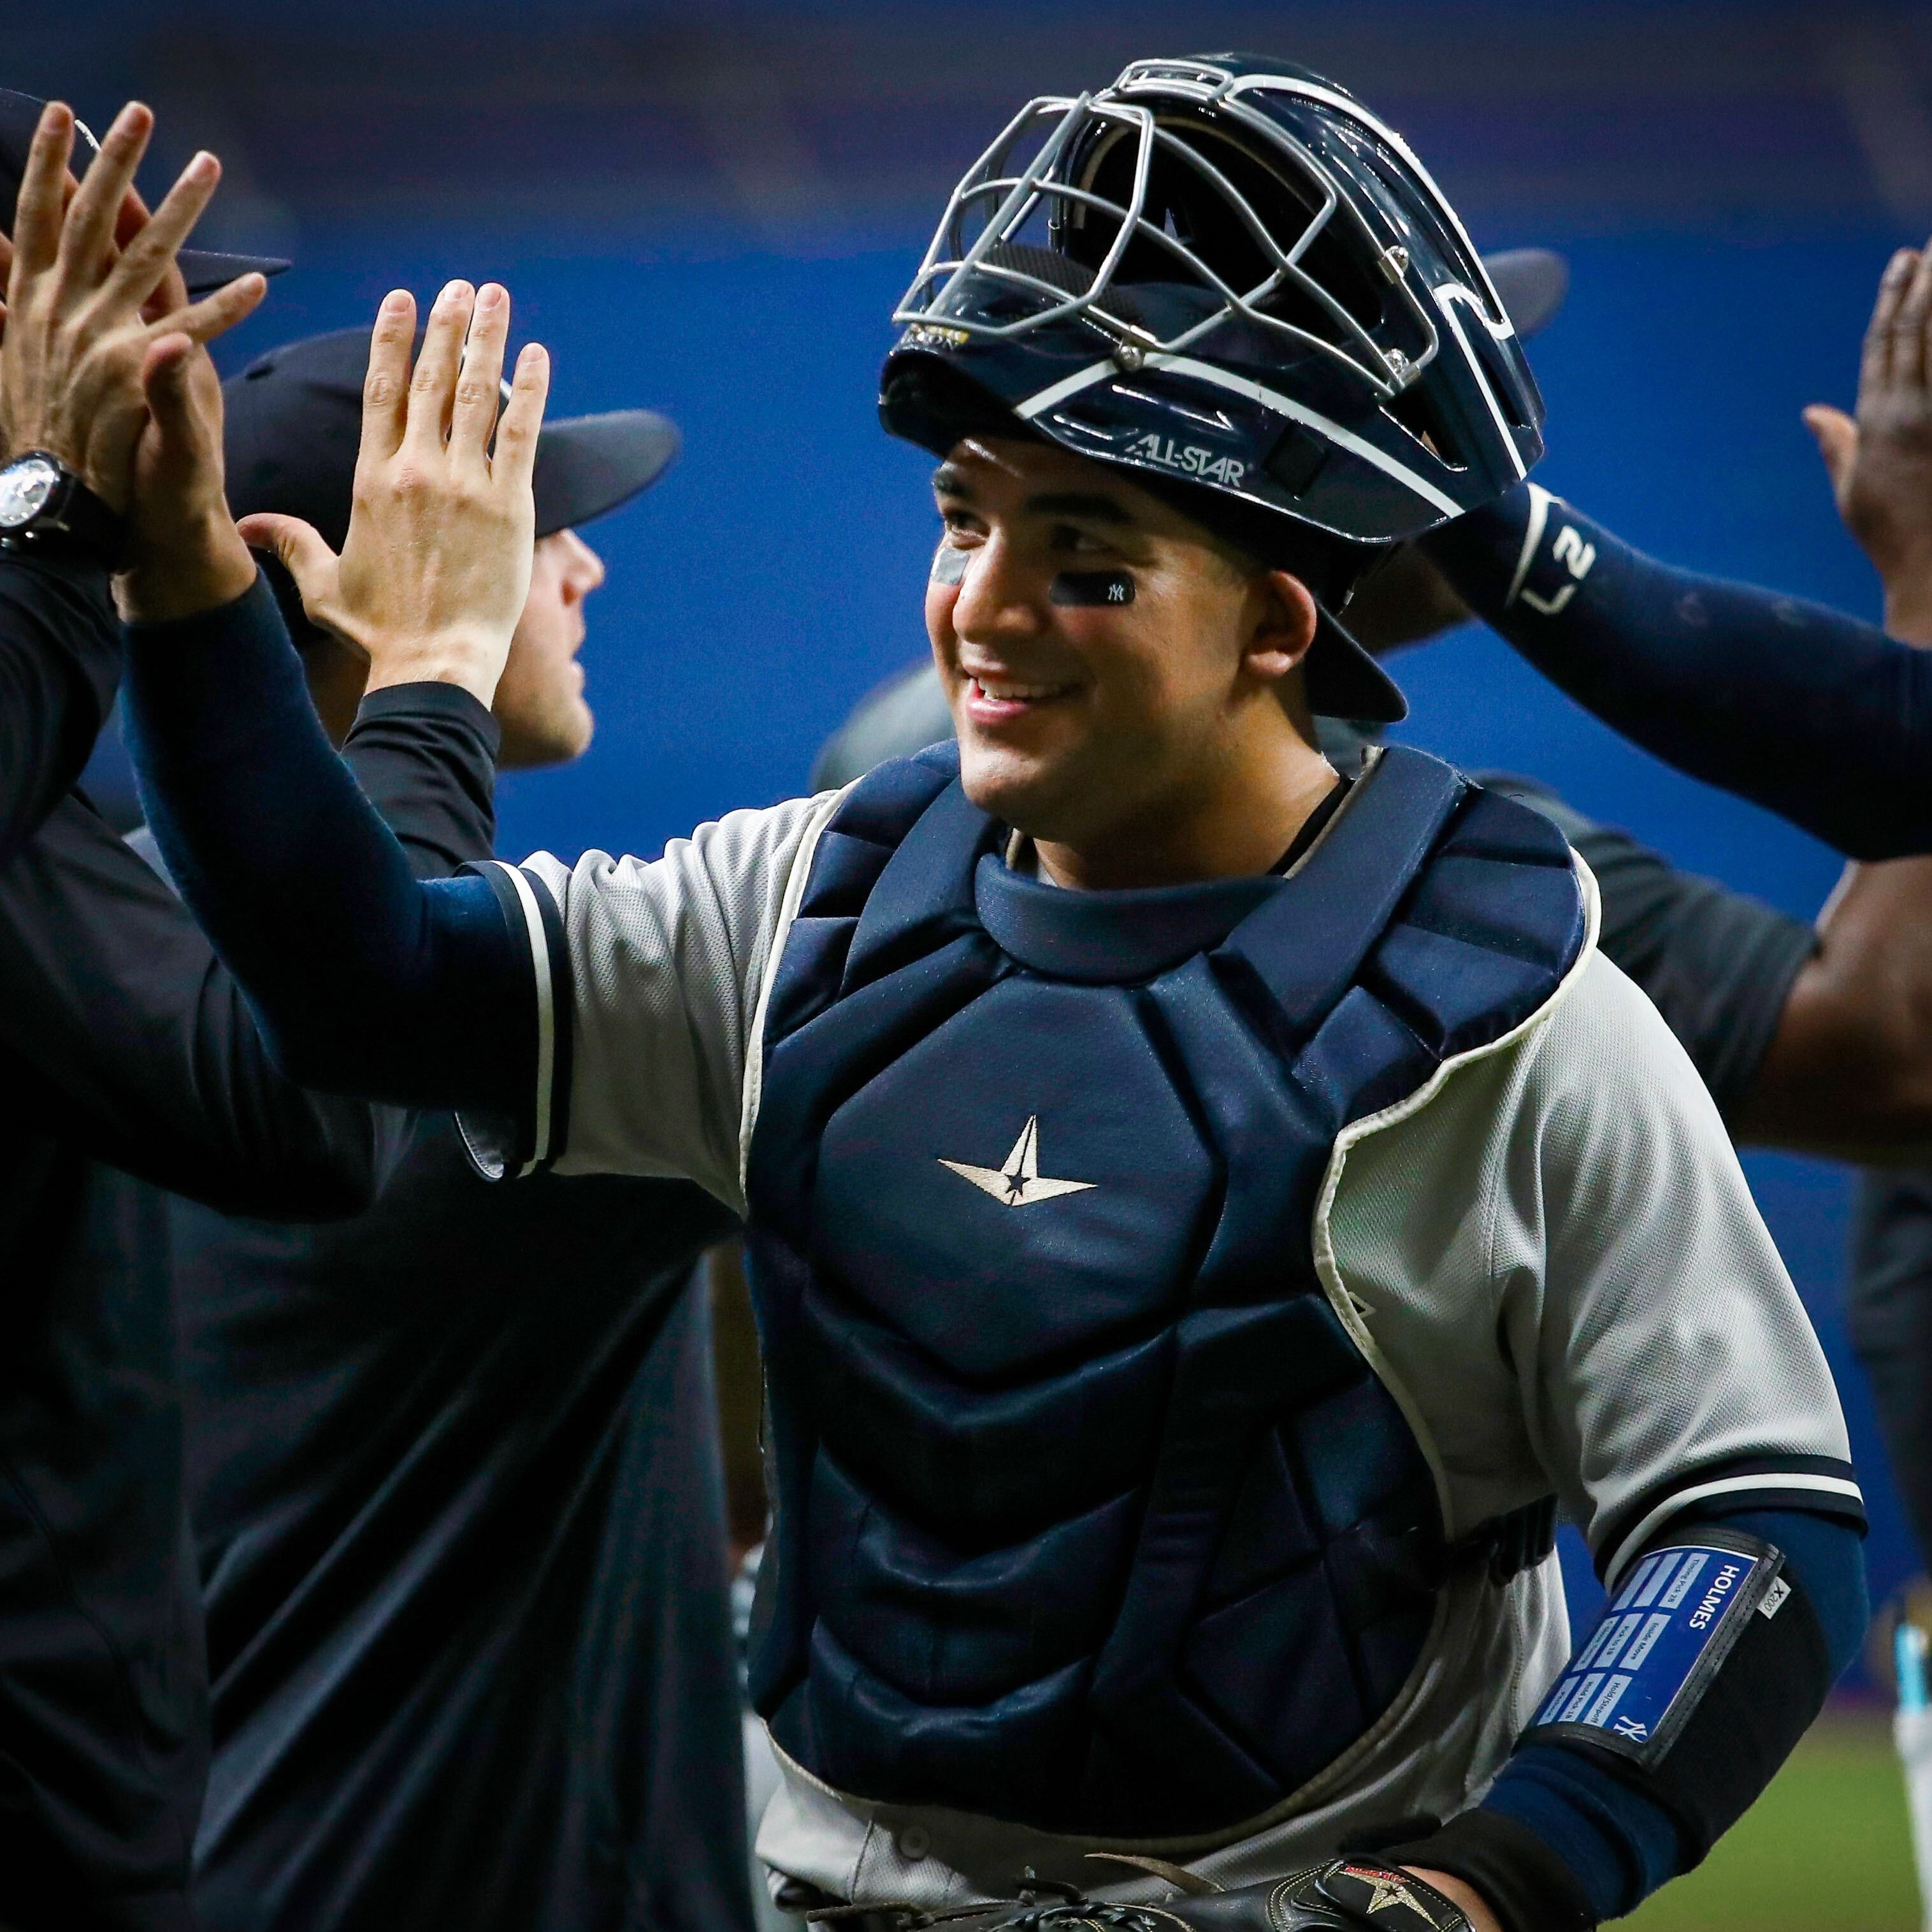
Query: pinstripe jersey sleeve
461 788 847 1208
1514 954 1864 1581
1326 948 1862 1589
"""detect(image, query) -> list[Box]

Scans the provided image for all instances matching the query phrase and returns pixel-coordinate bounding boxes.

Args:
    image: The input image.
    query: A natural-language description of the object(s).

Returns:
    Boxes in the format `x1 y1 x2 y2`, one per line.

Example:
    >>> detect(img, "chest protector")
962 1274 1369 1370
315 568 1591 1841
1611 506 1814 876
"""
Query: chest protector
744 744 1584 1841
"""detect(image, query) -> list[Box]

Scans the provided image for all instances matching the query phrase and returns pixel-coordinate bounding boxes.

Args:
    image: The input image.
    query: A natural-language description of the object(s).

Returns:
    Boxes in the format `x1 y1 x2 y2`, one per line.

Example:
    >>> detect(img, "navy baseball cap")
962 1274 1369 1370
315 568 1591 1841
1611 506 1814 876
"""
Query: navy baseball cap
1483 249 1570 341
0 89 290 295
224 325 681 551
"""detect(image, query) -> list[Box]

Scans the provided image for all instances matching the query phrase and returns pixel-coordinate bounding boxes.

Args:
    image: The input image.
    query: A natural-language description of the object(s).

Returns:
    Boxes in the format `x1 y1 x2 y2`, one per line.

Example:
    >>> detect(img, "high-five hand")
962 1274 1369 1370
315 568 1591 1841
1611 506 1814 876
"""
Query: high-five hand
238 280 549 707
1805 240 1932 644
0 99 266 512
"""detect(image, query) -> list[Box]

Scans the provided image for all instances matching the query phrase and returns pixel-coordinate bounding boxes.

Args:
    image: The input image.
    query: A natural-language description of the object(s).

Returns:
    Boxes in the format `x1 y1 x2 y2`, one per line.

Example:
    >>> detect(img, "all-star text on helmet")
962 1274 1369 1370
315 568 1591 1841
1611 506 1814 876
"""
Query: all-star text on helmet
882 54 1543 558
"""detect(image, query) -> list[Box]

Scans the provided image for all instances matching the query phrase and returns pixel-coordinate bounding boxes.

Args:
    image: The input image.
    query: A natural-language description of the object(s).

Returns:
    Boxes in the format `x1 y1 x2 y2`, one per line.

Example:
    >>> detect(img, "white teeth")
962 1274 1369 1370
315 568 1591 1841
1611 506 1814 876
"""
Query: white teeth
976 679 1069 702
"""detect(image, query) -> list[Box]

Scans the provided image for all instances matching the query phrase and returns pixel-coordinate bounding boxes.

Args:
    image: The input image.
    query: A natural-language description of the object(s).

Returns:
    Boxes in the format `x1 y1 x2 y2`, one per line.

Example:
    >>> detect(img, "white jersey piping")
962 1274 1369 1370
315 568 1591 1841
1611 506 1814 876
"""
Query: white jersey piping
739 786 853 1202
491 858 558 1178
1601 1473 1866 1591
1309 847 1604 1538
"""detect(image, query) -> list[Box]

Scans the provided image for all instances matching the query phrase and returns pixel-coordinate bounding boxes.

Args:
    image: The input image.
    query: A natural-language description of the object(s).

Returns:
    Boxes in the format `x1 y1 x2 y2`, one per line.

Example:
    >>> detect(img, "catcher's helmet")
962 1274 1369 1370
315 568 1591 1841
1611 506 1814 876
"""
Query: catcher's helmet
881 54 1545 719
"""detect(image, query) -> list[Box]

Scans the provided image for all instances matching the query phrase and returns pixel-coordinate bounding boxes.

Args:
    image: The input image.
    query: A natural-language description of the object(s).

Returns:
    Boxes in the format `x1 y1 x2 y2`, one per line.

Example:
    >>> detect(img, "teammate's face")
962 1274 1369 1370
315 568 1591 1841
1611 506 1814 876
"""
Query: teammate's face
928 437 1318 876
494 530 605 768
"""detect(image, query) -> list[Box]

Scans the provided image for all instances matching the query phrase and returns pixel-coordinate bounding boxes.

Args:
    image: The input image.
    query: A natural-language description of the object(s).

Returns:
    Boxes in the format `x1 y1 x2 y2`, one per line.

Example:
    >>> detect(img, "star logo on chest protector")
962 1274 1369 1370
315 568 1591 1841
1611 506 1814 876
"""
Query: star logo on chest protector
939 1115 1097 1208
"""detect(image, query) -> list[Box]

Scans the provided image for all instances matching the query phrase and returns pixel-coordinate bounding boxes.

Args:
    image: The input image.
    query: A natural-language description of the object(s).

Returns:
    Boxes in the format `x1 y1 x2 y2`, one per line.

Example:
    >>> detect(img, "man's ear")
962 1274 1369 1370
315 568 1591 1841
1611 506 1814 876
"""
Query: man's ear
1241 569 1320 688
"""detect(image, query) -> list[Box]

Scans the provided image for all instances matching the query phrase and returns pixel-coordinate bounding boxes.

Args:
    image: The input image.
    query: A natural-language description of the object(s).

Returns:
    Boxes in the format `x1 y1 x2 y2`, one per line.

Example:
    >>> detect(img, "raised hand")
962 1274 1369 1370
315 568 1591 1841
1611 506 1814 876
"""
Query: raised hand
238 280 549 705
113 329 256 624
0 99 266 514
1805 240 1932 644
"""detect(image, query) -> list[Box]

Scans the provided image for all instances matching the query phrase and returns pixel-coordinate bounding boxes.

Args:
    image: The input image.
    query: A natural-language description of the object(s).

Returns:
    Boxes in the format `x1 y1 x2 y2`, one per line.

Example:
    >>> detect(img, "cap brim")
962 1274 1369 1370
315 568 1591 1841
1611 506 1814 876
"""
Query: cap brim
533 410 681 537
1480 248 1569 341
178 247 292 298
1303 605 1408 723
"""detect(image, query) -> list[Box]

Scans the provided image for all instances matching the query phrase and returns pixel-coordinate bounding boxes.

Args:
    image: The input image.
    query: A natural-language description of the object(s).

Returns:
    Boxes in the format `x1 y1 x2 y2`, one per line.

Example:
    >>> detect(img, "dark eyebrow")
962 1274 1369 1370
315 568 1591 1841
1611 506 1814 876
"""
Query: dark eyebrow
1023 491 1135 526
929 472 1136 526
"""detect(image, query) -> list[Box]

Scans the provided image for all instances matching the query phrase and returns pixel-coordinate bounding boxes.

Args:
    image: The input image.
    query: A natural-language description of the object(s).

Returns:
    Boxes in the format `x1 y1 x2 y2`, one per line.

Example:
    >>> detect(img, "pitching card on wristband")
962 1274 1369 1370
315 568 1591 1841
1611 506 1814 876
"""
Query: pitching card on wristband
1525 1531 1788 1763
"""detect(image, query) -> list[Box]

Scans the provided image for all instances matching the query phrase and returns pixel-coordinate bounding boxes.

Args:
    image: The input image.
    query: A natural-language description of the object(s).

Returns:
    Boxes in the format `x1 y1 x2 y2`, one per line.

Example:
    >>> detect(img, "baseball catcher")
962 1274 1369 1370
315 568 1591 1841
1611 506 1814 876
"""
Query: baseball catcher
116 53 1866 1932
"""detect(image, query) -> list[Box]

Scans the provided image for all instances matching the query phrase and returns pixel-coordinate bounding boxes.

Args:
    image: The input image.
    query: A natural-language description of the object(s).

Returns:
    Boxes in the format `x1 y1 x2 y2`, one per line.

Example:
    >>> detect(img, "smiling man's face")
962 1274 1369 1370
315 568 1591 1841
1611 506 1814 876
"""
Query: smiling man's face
928 435 1308 856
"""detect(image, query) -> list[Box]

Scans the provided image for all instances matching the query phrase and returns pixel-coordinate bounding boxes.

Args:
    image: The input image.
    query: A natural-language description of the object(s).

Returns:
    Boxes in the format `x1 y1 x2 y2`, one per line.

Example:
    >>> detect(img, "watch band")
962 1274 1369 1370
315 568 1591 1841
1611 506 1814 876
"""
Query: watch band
0 452 125 569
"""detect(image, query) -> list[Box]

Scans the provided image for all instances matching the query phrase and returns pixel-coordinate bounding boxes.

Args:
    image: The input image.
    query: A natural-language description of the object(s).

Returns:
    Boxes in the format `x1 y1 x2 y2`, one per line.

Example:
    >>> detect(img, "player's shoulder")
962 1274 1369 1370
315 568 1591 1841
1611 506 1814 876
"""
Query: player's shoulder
1510 937 1737 1162
1372 871 1713 1174
512 788 851 916
1529 939 1698 1074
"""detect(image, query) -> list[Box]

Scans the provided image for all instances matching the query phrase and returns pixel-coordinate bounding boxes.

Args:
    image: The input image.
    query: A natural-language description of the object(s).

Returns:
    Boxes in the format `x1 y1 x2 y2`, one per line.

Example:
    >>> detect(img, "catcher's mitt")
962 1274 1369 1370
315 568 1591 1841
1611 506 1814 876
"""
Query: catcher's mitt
887 1862 1469 1932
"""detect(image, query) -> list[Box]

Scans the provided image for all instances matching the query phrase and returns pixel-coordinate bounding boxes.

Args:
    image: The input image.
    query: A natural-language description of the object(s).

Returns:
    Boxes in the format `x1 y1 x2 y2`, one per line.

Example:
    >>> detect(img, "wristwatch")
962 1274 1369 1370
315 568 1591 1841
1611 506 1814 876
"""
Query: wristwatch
0 451 124 568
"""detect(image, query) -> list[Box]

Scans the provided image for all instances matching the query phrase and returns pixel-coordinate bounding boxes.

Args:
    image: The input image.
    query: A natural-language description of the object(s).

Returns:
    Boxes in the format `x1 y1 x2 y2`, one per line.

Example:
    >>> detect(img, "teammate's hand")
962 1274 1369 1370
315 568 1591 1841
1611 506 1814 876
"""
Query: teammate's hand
1805 240 1932 645
238 280 548 706
0 99 266 512
114 332 256 624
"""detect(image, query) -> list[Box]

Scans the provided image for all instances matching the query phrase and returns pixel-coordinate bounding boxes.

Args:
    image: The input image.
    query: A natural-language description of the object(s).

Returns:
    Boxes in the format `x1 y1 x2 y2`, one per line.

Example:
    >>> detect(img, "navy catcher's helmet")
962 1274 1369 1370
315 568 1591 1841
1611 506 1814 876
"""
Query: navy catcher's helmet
881 54 1545 719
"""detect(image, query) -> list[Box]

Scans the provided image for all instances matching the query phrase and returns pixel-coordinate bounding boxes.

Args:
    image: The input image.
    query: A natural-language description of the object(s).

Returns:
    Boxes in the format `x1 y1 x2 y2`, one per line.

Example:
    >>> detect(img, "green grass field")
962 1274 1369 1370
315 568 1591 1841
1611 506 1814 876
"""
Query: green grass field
1621 1712 1919 1929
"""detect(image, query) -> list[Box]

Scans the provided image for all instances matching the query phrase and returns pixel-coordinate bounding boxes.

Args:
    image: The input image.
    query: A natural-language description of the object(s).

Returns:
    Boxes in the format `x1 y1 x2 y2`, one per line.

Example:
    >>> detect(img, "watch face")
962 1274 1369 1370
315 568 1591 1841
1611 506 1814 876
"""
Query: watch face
0 456 59 531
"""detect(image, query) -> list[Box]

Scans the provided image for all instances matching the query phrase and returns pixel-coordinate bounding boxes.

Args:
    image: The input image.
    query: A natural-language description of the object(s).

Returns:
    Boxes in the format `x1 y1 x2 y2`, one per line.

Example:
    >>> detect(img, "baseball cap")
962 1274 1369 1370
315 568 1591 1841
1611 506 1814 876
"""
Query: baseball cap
0 89 290 296
1482 249 1570 342
224 325 681 553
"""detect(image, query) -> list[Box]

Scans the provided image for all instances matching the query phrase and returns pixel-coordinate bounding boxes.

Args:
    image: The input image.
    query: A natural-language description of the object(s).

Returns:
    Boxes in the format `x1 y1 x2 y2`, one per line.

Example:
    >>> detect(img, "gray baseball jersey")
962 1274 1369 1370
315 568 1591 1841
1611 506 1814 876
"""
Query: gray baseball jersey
469 774 1856 1907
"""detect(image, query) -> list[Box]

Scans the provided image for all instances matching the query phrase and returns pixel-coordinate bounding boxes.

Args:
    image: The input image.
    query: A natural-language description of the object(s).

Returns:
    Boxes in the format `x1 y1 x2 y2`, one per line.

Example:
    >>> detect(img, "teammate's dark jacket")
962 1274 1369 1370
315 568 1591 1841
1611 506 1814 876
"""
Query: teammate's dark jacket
0 684 494 1932
178 1121 746 1932
0 548 124 866
106 662 751 1931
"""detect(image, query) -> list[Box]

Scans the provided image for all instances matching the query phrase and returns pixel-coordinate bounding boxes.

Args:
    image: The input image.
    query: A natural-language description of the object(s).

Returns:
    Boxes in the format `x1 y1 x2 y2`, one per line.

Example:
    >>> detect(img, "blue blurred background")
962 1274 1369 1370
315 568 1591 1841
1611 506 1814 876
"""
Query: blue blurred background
18 0 1932 1662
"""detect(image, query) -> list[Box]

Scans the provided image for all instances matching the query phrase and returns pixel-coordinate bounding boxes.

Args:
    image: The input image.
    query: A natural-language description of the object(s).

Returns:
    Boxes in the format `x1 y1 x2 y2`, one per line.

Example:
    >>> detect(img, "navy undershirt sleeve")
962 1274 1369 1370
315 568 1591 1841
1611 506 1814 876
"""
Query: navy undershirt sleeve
122 575 530 1113
1473 1506 1865 1924
1423 482 1932 860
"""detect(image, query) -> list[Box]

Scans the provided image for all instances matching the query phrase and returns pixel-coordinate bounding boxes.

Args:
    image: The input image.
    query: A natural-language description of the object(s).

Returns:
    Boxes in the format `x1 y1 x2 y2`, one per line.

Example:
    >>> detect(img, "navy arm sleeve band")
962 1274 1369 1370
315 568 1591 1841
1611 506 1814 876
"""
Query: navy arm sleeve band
122 575 531 1113
1423 482 1932 859
1385 1504 1866 1931
0 549 122 865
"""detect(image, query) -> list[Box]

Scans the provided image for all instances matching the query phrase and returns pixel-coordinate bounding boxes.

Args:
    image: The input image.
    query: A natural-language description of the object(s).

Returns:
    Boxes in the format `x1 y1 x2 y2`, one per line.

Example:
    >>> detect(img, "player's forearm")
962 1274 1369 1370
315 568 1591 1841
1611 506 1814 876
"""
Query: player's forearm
123 571 526 1111
0 550 122 865
0 794 403 1217
0 674 498 1212
1424 482 1932 860
343 682 501 879
1394 1505 1864 1929
1735 856 1932 1159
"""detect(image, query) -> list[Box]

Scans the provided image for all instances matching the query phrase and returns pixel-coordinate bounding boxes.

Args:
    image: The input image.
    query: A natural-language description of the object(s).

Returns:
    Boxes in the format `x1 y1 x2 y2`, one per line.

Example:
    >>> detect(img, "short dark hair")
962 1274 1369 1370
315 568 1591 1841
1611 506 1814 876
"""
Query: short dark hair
886 357 1383 613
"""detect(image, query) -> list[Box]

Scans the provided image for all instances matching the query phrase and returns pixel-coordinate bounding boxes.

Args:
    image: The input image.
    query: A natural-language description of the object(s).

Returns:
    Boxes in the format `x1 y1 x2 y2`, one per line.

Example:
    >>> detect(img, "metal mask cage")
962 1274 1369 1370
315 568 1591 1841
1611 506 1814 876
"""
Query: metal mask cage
894 64 1456 402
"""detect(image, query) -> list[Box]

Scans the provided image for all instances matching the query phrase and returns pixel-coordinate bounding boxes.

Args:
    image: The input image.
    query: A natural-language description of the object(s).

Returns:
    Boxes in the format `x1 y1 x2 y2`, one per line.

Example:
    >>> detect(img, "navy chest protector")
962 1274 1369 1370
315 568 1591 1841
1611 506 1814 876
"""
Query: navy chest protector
744 745 1584 1840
